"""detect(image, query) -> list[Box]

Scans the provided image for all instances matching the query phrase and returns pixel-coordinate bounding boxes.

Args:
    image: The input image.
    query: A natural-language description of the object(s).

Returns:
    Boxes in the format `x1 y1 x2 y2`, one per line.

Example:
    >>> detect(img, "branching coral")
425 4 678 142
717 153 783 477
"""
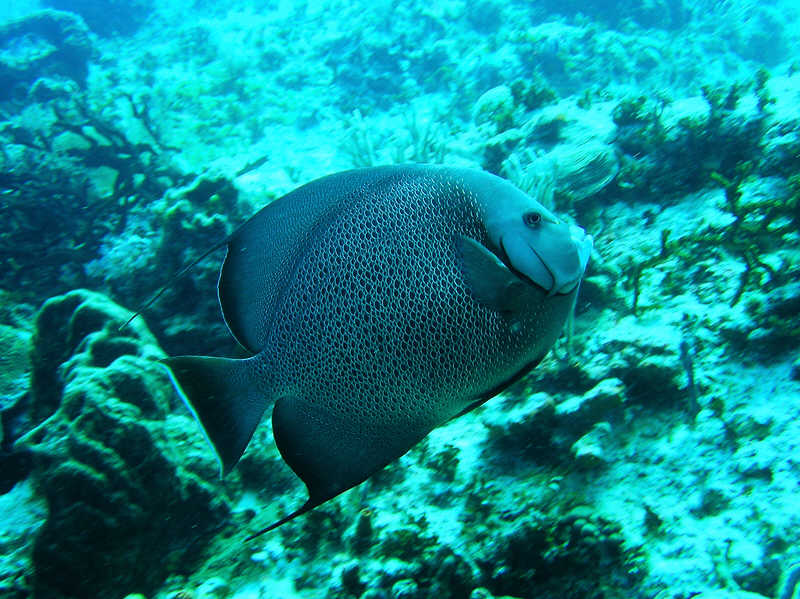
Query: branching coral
708 169 787 306
341 109 380 167
341 108 449 167
625 167 797 313
0 92 187 297
611 71 781 203
390 110 448 164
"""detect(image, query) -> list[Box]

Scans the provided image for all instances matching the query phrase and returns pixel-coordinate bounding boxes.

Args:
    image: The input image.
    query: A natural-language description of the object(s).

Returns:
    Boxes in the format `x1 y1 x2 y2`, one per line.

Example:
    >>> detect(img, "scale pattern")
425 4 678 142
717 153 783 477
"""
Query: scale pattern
256 169 571 449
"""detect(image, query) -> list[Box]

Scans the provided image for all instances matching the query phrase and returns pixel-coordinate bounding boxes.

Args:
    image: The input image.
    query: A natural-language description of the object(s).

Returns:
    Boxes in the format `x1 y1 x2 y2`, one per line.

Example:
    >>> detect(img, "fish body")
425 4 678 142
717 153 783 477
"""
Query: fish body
163 165 592 536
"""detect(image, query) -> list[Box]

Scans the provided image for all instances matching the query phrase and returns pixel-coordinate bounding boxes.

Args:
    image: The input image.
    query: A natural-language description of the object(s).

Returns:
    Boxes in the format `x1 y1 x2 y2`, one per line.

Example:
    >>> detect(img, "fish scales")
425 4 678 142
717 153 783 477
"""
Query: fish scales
160 164 593 537
262 170 554 431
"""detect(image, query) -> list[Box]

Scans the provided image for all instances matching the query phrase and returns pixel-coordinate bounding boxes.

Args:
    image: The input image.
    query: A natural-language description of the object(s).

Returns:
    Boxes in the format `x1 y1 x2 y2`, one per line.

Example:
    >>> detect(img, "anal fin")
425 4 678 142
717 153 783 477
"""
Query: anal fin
271 395 428 511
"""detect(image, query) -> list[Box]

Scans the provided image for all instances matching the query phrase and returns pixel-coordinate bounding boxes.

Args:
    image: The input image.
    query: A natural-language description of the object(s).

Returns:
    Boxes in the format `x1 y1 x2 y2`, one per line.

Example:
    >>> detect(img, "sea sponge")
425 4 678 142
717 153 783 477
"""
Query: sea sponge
17 289 228 599
474 85 516 132
547 140 619 202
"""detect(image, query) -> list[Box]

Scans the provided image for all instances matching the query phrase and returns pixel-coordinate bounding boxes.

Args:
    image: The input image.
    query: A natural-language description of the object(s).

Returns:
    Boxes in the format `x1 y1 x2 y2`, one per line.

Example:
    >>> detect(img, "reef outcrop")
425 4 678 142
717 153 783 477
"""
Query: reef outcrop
0 10 93 103
17 289 228 599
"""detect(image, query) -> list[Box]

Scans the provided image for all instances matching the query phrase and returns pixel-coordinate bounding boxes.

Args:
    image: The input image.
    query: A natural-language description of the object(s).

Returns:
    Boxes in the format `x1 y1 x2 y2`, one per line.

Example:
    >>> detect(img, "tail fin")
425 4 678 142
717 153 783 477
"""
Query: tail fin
161 355 267 476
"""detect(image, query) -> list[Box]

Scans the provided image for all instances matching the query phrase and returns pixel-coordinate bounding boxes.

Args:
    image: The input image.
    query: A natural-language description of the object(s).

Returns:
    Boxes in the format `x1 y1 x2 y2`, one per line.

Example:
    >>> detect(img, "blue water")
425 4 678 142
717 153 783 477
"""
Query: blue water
1 1 799 598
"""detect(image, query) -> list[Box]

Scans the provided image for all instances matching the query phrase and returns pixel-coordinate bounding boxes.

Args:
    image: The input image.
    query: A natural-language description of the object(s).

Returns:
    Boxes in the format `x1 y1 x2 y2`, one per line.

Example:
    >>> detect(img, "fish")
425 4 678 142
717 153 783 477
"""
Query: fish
161 164 593 539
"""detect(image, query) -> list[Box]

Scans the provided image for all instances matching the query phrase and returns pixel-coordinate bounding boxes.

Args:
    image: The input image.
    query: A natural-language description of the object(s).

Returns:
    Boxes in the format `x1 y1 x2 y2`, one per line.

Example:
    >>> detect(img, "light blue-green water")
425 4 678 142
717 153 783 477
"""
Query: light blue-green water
0 1 798 598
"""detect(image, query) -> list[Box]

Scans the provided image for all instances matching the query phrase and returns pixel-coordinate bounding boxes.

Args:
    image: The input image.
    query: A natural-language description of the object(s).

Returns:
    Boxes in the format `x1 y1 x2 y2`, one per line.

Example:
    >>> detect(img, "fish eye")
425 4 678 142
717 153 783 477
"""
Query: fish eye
523 212 542 227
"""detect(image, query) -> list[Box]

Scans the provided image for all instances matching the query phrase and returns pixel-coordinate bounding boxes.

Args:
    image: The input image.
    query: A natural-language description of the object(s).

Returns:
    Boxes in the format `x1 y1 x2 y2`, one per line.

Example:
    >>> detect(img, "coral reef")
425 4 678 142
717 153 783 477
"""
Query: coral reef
476 507 641 598
0 90 187 301
13 289 228 599
0 480 45 598
608 71 800 205
483 99 618 207
535 0 691 30
0 81 246 356
0 10 93 103
2 1 799 598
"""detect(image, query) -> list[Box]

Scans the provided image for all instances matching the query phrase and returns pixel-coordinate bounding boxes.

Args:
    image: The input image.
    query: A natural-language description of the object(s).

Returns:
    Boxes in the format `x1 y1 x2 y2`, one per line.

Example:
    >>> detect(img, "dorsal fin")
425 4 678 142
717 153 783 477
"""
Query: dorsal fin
244 500 318 541
121 238 228 330
218 167 409 353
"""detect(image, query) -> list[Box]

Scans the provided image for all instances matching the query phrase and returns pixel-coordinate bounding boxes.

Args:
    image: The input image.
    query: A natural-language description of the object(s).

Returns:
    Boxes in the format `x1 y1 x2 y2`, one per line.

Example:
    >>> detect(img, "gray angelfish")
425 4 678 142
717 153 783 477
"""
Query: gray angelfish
161 164 593 539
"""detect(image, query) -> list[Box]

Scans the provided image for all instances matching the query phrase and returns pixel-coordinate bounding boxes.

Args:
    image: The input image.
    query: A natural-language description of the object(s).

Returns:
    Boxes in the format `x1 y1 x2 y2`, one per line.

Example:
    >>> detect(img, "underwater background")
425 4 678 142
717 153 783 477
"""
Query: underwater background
1 0 799 598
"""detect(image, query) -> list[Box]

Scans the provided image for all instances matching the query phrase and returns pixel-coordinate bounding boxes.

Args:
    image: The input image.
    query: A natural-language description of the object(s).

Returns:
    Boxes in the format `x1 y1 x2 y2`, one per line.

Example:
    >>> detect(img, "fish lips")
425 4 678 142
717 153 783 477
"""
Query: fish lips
500 225 593 296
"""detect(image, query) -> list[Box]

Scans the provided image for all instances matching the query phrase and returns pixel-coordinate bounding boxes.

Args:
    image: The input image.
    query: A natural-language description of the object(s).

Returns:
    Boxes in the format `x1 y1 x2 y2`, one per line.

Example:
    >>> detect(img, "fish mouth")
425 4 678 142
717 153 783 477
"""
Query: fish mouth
552 224 593 295
501 224 593 296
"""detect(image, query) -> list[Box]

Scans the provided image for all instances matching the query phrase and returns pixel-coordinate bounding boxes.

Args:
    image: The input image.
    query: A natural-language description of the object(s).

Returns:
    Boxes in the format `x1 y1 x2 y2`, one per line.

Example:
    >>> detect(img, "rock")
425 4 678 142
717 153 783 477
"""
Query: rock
16 289 229 599
475 509 638 597
691 592 766 599
0 321 34 491
791 355 800 381
746 281 800 354
0 10 93 102
338 561 366 597
470 590 525 599
579 315 686 407
391 579 420 599
0 324 30 411
571 422 613 469
196 577 231 599
486 378 626 468
429 547 477 598
556 378 626 433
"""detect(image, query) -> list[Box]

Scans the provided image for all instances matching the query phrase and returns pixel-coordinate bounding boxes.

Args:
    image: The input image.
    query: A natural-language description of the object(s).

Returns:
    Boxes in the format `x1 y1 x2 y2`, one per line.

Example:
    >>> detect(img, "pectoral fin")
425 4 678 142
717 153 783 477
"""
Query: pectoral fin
455 234 526 313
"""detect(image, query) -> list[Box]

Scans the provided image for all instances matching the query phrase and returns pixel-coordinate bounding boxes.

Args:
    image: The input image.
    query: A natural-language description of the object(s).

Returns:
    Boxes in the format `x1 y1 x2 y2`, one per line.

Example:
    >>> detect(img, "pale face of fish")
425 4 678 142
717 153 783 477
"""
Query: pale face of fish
455 167 593 295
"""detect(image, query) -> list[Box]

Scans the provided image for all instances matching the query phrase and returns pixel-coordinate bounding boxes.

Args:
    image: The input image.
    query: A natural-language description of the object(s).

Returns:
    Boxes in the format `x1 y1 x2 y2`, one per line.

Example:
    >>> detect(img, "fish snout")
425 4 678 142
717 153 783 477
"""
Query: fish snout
571 223 593 273
554 224 593 295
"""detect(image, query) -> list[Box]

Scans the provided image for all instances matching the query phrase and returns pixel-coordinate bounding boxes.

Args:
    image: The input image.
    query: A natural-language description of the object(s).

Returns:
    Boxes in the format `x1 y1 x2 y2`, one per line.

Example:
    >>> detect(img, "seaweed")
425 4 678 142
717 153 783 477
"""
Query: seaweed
510 73 557 112
341 108 449 167
612 94 669 161
341 109 379 167
709 166 795 306
628 228 672 316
